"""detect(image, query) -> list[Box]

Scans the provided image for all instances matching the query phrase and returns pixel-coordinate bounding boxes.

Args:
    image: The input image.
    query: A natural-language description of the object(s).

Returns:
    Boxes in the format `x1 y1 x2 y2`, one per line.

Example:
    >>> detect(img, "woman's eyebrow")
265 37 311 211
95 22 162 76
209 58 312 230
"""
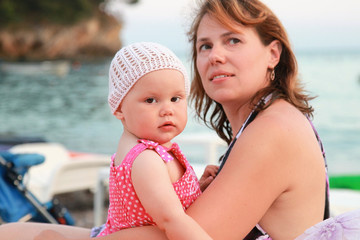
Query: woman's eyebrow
197 31 240 43
222 31 237 38
196 37 209 44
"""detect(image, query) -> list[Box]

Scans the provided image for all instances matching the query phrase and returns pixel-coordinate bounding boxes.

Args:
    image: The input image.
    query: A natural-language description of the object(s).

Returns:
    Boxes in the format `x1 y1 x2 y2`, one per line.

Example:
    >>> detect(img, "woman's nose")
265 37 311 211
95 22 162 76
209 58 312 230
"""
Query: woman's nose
208 46 225 65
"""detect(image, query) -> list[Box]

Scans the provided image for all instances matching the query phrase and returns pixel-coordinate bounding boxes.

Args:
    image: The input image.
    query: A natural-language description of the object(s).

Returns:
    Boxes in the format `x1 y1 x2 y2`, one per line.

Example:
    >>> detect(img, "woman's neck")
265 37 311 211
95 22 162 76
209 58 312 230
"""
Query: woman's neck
222 102 253 139
223 93 271 137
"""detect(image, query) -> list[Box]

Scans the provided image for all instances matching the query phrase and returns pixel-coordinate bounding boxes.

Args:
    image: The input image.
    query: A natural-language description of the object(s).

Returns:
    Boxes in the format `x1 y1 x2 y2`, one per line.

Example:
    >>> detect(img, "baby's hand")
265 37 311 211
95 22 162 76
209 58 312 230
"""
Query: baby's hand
34 229 68 240
199 165 219 192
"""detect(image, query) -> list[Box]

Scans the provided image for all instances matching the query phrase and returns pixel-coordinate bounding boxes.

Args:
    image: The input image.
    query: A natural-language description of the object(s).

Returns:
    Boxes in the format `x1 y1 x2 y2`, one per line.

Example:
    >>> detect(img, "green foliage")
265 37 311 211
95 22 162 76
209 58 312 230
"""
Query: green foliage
0 0 104 27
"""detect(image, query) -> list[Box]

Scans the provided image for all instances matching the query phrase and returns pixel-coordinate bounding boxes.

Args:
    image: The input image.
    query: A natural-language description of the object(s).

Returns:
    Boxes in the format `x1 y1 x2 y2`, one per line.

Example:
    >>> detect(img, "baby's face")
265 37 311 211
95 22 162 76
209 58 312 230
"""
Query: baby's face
118 69 187 147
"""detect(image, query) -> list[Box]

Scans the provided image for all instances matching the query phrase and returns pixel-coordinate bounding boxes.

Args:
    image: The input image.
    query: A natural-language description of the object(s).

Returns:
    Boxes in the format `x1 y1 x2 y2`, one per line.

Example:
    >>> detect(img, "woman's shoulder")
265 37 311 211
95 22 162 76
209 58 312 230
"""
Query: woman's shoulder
231 100 306 166
255 99 310 135
239 99 318 167
246 99 324 176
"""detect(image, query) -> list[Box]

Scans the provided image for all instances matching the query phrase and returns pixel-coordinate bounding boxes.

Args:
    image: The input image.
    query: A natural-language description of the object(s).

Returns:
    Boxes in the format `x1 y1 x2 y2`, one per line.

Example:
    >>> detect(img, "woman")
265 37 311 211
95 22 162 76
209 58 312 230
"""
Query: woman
185 0 329 239
0 0 329 239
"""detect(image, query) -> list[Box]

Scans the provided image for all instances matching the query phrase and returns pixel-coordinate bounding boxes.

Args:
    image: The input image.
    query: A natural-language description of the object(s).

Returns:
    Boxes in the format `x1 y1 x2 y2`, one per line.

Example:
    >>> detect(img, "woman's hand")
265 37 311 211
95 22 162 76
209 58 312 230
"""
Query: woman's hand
34 230 68 240
199 165 219 192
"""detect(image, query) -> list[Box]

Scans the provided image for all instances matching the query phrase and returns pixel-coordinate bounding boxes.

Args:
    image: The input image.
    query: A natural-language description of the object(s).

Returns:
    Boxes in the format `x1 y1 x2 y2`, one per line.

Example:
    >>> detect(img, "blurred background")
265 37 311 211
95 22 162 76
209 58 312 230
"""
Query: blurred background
1 0 359 173
1 0 360 227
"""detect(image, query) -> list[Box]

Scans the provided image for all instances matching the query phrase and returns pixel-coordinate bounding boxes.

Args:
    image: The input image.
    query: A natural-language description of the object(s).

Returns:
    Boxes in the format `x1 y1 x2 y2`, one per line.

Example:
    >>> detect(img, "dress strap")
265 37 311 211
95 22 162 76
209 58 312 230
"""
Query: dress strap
218 94 272 173
138 139 174 163
305 117 330 220
218 110 259 173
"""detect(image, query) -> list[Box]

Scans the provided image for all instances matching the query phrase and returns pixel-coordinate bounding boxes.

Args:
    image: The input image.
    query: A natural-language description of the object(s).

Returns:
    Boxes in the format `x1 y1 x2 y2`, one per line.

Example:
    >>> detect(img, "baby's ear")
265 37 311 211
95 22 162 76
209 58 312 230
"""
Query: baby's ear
114 108 125 120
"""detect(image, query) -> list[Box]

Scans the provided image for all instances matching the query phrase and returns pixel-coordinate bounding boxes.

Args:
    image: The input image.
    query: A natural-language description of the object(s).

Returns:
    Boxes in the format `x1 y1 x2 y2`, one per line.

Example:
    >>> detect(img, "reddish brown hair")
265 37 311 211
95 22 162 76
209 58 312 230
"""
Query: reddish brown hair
188 0 314 144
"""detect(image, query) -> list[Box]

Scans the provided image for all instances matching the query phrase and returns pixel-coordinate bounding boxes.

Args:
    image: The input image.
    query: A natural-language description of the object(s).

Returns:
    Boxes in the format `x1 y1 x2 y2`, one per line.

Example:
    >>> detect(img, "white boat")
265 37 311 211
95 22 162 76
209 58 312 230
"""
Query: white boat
0 60 71 77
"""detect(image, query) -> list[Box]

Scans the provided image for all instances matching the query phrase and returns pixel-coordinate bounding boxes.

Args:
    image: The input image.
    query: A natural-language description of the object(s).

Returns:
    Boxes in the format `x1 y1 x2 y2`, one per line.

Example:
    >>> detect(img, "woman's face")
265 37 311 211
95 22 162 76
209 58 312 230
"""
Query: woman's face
195 14 277 106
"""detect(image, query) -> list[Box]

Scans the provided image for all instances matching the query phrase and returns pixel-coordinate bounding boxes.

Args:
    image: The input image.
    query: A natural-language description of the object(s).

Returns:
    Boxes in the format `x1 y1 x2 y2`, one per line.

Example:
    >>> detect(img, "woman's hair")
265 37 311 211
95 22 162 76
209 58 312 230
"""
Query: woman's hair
188 0 314 144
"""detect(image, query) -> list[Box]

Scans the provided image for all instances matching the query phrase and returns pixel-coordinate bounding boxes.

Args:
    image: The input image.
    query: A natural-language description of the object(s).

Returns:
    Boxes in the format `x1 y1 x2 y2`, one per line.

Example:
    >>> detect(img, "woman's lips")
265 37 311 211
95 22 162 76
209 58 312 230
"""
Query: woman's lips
210 71 234 81
212 74 231 80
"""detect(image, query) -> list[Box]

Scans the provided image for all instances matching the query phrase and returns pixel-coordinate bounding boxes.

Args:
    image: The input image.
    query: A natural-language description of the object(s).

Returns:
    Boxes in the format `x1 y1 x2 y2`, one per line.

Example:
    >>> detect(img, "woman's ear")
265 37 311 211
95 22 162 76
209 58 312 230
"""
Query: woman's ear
268 40 282 68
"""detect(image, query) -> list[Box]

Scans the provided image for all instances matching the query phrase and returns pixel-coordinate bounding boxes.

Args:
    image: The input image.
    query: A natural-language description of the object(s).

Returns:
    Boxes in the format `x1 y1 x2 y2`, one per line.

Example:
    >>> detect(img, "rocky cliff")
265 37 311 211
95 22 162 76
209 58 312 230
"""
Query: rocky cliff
0 11 122 61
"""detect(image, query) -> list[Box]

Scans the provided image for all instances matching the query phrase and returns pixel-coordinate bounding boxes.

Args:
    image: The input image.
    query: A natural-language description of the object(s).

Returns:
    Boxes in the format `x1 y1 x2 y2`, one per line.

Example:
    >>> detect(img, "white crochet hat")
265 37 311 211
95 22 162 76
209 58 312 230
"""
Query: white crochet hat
108 42 189 114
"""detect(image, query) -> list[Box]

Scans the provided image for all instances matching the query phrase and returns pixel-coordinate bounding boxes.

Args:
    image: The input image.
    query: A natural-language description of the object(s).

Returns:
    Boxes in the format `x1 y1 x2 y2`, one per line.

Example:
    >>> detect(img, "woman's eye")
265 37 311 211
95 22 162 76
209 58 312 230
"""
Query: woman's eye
145 98 156 103
171 97 180 102
229 38 240 45
199 43 211 52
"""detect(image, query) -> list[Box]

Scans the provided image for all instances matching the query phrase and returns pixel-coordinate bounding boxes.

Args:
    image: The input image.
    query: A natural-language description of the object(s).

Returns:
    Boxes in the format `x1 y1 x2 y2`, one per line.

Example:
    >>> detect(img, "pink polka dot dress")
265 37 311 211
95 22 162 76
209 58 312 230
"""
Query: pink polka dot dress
97 139 202 236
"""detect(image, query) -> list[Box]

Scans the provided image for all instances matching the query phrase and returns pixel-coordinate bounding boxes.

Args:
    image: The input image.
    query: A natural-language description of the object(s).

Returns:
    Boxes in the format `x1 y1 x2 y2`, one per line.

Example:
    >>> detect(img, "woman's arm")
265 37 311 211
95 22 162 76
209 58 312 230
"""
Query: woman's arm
33 226 166 240
131 150 212 240
185 104 326 239
102 112 296 240
184 117 291 239
36 105 319 240
34 162 219 240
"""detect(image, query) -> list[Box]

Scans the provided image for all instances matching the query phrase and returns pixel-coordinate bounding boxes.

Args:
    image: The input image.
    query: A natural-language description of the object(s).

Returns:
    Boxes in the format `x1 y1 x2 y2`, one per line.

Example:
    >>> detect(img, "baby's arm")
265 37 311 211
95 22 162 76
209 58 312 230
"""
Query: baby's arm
199 165 219 192
131 150 212 240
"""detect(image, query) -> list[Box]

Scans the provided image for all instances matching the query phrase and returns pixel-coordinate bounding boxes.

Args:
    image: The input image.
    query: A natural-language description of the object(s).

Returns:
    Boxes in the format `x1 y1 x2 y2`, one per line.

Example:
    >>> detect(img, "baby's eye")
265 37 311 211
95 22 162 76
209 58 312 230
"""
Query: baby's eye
171 97 180 102
145 98 156 103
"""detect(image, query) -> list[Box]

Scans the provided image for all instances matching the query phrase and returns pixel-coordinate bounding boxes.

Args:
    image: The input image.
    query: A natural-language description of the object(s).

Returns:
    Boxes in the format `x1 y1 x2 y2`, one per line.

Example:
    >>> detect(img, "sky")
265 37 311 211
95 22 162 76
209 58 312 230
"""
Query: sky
115 0 360 55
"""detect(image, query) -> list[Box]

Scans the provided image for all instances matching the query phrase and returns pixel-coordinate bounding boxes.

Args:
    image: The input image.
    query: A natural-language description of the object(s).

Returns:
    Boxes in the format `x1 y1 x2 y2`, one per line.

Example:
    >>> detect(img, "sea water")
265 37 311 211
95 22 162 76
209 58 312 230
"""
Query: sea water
1 51 360 175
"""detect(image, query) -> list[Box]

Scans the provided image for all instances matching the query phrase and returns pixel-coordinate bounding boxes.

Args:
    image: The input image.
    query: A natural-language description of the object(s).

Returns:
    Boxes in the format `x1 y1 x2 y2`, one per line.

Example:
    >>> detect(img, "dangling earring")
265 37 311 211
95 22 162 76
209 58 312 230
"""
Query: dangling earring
270 69 275 81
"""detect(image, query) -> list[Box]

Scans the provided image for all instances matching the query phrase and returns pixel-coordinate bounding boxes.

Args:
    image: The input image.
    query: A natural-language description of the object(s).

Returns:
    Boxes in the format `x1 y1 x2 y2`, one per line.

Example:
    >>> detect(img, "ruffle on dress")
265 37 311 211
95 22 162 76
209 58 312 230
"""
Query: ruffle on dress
295 208 360 240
